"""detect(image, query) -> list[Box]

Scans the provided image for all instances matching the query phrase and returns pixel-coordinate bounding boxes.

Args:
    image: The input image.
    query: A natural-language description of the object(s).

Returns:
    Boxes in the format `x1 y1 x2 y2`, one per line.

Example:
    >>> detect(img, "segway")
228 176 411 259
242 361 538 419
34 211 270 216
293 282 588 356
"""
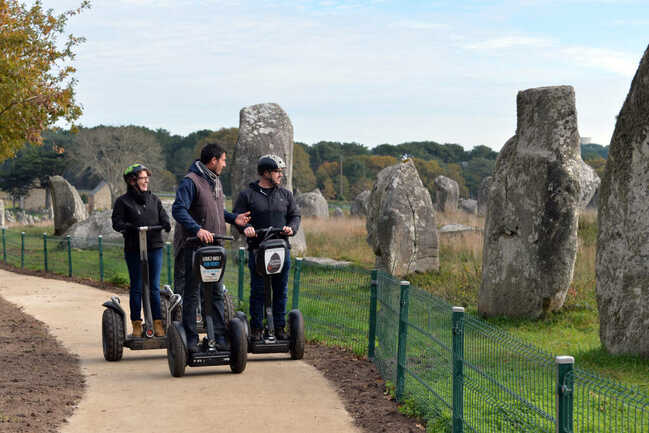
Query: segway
237 227 305 360
101 225 181 361
166 233 247 377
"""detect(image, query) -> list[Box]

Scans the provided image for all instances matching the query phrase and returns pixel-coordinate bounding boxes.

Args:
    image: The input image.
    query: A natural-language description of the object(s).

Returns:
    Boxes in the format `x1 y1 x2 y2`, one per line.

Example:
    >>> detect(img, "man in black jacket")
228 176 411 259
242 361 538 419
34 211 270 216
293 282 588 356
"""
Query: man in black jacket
233 154 301 341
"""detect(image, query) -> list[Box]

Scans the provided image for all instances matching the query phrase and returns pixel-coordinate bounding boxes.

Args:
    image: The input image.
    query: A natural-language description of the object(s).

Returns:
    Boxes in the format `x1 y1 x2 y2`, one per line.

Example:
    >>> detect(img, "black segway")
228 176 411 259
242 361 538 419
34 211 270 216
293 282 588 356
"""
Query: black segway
237 227 305 360
166 233 247 377
101 225 181 361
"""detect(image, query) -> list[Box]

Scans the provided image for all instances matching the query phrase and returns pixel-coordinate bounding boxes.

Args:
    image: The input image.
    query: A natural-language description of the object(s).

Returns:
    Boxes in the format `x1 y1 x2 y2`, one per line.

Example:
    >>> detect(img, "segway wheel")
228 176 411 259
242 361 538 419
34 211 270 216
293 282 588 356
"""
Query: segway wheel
288 309 305 360
235 311 250 340
229 317 248 374
224 290 235 323
102 308 124 362
167 325 187 377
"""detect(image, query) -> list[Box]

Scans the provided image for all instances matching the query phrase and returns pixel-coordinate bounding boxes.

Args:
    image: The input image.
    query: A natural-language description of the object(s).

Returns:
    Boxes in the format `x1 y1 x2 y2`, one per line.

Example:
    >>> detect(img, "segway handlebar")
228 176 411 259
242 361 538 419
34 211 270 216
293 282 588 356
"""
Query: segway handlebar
255 226 294 240
137 225 163 231
186 233 234 244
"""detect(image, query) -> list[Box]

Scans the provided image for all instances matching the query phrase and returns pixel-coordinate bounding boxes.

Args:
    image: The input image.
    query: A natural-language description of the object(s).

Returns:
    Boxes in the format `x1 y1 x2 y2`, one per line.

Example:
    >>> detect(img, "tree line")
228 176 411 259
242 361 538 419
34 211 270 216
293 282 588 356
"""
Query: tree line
0 124 609 206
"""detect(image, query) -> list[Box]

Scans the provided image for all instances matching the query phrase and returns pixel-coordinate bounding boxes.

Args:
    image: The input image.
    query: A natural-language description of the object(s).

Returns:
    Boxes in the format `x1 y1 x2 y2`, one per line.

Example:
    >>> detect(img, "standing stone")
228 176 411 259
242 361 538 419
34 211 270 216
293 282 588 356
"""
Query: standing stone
477 176 492 217
350 190 370 216
597 45 649 356
575 159 600 209
296 189 329 218
0 199 4 227
64 210 123 248
432 175 459 212
459 198 478 215
332 207 344 218
231 103 306 255
366 160 439 276
478 86 582 318
49 175 88 235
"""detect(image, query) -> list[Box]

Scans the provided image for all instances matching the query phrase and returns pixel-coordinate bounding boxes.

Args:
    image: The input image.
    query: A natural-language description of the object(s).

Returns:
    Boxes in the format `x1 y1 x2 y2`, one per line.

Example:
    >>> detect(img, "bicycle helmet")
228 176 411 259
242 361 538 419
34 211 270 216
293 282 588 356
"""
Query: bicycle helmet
257 154 286 175
123 163 151 183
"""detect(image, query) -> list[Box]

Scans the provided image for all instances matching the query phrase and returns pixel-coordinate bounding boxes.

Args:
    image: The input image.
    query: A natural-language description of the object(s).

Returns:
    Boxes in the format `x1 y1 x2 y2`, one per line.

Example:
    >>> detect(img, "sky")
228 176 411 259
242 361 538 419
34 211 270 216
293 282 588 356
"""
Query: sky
53 0 647 151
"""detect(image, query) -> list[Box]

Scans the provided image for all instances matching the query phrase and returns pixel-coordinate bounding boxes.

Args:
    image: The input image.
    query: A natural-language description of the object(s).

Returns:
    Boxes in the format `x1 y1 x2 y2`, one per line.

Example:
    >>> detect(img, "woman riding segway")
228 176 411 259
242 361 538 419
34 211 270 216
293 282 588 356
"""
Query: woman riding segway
111 163 171 339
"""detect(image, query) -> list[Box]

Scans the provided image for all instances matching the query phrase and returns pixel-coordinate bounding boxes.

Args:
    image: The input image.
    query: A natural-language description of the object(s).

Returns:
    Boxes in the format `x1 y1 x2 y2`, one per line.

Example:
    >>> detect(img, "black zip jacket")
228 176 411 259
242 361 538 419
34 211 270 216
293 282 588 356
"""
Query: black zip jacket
233 181 301 249
112 187 171 253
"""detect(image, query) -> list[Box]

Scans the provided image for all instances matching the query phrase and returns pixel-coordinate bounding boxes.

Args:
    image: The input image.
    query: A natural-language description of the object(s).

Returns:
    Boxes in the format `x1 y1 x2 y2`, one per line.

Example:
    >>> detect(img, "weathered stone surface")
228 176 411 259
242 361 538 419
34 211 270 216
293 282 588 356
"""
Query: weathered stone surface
230 103 306 254
303 257 351 267
459 198 478 215
477 176 492 217
587 188 598 209
575 159 600 209
296 189 329 218
332 207 344 218
479 85 582 319
50 175 88 235
350 190 370 216
0 199 4 227
366 160 439 276
231 103 294 197
64 210 123 248
432 175 459 212
597 45 649 356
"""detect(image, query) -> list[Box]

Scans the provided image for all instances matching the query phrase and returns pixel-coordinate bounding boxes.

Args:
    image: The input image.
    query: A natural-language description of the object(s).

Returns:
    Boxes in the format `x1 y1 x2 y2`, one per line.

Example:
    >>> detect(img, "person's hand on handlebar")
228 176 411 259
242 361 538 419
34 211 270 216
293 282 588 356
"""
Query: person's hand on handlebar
196 228 214 243
235 211 251 227
243 226 256 238
281 226 293 236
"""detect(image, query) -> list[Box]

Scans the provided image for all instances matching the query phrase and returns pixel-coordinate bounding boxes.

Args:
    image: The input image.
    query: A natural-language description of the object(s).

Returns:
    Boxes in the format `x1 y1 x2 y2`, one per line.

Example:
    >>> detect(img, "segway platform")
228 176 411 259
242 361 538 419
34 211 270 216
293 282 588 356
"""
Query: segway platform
124 335 167 350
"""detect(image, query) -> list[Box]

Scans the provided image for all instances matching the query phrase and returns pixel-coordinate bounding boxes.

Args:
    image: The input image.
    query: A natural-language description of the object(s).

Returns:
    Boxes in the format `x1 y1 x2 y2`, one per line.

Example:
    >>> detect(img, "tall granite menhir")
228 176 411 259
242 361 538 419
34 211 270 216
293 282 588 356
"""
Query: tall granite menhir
479 86 582 318
230 103 306 254
597 45 649 356
366 160 439 276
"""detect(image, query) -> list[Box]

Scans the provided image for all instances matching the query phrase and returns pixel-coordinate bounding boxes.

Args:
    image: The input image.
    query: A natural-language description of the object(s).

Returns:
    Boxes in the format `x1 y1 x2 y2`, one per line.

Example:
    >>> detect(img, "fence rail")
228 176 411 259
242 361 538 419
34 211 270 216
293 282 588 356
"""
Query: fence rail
1 227 647 432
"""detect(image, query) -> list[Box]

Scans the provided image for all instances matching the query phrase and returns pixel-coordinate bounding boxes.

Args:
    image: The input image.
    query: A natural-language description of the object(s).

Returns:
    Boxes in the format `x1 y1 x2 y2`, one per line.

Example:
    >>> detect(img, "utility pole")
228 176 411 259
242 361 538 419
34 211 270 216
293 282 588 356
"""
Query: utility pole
339 154 343 200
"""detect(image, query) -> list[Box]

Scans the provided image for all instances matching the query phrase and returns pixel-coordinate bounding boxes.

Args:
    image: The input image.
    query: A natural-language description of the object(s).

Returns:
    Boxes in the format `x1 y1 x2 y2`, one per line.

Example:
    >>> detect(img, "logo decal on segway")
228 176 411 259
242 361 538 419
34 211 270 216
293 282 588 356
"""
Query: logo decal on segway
264 247 285 275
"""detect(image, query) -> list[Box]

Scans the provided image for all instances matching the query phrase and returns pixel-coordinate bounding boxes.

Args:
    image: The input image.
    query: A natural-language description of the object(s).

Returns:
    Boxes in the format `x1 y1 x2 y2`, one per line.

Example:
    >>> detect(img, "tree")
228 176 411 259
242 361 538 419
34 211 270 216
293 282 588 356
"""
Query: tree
194 128 238 195
293 142 316 193
0 0 89 161
66 125 168 200
0 141 66 205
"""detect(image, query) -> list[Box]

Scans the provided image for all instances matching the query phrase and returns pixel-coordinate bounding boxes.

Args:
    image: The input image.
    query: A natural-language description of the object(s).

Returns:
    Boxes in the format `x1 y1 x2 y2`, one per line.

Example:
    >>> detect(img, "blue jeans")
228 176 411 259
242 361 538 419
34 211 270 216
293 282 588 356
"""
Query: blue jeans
124 248 163 321
248 249 290 330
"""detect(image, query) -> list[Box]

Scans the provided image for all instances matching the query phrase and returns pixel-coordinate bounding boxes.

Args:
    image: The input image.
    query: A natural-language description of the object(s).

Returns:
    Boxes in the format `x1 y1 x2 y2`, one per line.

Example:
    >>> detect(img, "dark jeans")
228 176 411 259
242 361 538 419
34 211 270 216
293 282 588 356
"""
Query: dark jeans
248 249 290 330
173 247 185 297
182 247 226 346
124 248 163 322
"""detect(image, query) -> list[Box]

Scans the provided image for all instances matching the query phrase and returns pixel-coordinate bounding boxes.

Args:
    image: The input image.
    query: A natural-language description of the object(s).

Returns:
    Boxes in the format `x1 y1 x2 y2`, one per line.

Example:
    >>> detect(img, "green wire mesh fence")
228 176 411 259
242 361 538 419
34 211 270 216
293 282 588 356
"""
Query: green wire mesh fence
1 228 648 432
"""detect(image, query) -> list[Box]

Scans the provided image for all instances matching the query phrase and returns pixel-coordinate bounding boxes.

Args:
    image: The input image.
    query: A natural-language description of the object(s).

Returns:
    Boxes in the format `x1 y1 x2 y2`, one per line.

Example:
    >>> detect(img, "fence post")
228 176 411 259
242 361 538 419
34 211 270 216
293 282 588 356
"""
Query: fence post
20 232 25 268
66 235 72 277
452 306 465 433
166 242 172 287
43 233 48 272
556 356 574 433
98 235 104 282
368 269 378 359
396 280 410 402
238 247 245 304
292 257 303 310
1 227 6 263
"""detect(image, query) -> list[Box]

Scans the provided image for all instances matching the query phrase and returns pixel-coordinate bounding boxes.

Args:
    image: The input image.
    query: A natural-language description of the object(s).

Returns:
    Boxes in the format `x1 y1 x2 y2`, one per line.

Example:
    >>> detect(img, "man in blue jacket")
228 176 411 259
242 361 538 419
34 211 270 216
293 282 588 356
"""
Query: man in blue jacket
172 143 249 352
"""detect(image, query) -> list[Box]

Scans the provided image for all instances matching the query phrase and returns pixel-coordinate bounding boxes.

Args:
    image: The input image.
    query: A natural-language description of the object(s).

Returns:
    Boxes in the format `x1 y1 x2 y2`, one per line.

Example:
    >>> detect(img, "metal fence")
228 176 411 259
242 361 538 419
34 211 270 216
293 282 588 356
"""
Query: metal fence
1 228 648 432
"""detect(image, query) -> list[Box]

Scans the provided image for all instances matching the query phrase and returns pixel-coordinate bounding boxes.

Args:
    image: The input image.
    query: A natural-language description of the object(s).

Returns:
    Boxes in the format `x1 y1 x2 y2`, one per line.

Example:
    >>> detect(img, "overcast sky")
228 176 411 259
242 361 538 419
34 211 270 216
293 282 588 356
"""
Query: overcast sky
55 0 646 151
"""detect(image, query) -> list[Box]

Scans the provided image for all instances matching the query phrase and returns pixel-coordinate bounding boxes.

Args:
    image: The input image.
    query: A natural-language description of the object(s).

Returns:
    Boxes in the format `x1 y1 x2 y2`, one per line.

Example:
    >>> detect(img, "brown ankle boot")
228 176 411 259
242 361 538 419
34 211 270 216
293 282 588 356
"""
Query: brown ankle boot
153 319 165 337
131 320 143 337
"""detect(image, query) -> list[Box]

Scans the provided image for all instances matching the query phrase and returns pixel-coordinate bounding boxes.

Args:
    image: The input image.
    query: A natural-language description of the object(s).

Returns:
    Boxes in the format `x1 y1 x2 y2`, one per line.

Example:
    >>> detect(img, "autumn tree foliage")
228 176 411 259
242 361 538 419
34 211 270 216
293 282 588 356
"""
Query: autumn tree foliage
0 0 89 161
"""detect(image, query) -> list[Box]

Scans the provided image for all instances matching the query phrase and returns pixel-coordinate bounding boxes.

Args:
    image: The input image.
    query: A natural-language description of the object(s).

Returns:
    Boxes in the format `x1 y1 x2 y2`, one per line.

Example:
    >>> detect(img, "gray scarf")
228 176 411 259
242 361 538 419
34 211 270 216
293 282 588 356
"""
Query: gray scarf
194 160 222 197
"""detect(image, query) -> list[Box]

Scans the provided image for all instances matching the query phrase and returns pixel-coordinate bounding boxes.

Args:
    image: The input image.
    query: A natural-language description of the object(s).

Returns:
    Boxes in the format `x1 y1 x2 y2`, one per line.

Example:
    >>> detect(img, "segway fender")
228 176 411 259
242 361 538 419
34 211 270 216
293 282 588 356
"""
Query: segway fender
102 297 127 341
172 321 188 349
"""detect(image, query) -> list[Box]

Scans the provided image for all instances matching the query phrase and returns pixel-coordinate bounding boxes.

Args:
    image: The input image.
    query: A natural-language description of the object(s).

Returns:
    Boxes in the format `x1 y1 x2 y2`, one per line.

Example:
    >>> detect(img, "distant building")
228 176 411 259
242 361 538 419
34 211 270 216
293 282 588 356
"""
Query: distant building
580 137 592 145
80 181 112 213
